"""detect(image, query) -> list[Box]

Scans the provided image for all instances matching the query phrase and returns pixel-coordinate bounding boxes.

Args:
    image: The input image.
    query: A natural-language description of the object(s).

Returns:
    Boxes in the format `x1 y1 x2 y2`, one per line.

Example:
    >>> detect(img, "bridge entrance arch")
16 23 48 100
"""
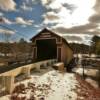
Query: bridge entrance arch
36 38 57 61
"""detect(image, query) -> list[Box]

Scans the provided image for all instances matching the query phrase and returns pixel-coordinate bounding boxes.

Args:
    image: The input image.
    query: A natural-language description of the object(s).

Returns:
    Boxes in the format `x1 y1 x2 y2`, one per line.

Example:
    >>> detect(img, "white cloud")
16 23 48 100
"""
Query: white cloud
0 16 34 26
41 0 50 5
0 28 15 34
0 0 16 11
47 0 62 10
20 2 32 11
0 12 3 16
0 17 12 24
15 17 34 25
34 24 43 28
42 0 96 28
59 33 93 44
43 11 59 24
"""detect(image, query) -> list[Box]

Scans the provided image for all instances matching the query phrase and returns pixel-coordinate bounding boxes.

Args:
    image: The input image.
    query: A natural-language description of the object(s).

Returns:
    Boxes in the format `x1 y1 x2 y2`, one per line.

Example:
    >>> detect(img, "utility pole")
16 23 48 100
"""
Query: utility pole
82 58 85 79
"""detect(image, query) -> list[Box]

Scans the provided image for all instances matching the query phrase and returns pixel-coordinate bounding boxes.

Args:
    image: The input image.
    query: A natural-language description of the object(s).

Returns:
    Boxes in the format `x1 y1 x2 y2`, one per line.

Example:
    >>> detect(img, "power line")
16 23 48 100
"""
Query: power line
0 24 28 39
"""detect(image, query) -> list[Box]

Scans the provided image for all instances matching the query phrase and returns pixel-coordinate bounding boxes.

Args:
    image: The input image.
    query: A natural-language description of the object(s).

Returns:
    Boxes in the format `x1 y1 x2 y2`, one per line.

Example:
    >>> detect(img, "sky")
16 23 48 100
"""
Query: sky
0 0 100 44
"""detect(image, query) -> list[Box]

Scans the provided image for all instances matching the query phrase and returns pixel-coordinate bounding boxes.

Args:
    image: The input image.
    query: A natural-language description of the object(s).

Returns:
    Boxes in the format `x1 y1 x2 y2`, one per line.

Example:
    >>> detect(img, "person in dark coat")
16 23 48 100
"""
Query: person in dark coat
67 57 77 72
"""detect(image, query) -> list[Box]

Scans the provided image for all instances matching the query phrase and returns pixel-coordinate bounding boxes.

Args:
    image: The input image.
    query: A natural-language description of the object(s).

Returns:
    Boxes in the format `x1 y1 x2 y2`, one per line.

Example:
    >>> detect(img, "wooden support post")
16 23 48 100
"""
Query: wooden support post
23 67 30 77
35 64 40 71
4 76 15 94
53 62 65 73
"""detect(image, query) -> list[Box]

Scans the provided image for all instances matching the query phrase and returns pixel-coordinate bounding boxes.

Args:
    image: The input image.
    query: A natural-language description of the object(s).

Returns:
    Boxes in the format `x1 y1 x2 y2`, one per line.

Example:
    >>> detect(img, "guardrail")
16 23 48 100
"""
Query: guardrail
0 59 57 94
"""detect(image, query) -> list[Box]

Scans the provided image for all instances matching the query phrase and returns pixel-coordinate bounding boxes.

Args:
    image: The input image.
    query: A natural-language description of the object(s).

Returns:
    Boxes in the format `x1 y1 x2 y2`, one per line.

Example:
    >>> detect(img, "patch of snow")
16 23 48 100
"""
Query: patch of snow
73 68 99 88
85 78 99 88
73 68 99 77
73 68 88 75
4 70 78 100
0 95 10 100
35 71 78 100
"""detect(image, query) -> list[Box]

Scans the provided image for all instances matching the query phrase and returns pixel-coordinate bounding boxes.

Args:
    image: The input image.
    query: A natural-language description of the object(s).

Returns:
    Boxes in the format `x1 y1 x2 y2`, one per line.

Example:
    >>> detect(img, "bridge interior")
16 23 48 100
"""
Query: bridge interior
36 39 57 61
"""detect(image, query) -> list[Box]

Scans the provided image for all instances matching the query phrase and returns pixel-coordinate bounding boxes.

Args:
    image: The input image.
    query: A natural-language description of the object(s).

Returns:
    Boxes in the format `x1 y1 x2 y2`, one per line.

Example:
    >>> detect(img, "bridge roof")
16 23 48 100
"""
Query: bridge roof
30 28 73 51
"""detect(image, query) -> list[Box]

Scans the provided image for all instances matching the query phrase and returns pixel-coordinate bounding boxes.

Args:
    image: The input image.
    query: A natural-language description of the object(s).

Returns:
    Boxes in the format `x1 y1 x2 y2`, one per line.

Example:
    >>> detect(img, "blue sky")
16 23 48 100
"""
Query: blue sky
0 0 100 44
0 0 47 42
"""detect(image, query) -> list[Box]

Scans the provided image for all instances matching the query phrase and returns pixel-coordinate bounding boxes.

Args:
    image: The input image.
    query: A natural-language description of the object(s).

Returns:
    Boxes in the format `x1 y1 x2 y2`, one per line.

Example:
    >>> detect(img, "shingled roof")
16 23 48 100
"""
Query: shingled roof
30 28 73 50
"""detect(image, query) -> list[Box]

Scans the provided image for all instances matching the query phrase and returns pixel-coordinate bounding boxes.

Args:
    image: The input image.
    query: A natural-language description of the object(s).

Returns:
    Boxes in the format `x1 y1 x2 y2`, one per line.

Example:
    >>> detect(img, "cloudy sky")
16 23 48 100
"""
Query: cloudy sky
0 0 100 44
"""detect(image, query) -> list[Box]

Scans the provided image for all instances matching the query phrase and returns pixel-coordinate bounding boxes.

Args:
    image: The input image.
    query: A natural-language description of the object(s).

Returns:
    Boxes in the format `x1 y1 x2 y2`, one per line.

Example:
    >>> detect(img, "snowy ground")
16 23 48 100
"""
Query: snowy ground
1 70 78 100
1 67 100 100
73 67 99 76
73 67 99 88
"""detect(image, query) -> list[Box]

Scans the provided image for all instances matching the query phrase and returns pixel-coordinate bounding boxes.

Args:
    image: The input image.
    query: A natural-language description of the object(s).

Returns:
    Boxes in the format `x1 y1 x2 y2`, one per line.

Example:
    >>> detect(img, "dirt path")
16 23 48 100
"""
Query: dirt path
76 74 100 100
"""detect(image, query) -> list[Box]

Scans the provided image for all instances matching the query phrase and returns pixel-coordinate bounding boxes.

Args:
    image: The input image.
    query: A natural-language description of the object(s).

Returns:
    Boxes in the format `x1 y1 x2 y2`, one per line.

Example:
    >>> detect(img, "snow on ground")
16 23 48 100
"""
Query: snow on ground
0 70 78 100
86 78 99 88
73 67 99 77
73 67 99 88
0 95 10 100
33 71 78 100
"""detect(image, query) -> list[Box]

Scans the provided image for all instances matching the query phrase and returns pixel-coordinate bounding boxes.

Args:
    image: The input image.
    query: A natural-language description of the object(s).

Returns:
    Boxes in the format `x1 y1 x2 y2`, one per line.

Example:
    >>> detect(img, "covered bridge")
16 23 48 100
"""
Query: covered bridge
30 28 73 66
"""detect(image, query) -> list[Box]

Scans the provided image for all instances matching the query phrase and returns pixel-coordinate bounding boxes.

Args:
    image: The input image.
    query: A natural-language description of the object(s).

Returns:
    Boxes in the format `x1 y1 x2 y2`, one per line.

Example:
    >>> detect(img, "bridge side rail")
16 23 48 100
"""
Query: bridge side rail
0 59 57 94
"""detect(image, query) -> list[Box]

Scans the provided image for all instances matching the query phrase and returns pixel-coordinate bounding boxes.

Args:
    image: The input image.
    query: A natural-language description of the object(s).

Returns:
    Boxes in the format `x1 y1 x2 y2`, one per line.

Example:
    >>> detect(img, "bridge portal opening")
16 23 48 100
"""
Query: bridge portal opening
36 39 57 61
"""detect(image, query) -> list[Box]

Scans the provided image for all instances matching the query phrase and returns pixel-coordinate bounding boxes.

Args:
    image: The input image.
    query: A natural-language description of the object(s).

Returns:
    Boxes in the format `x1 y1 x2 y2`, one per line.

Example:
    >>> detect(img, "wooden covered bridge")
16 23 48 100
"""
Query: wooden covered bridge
0 28 74 94
31 28 73 66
